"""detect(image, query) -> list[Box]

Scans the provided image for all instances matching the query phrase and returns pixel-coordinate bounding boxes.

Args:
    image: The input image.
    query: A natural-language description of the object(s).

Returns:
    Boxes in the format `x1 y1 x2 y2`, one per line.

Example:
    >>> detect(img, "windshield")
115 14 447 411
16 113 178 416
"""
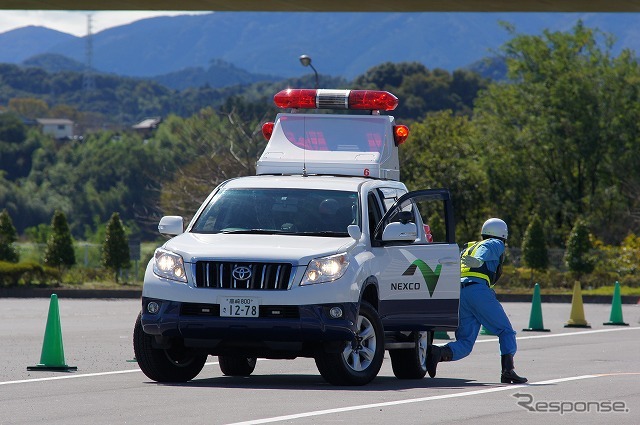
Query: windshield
191 188 359 236
279 115 388 153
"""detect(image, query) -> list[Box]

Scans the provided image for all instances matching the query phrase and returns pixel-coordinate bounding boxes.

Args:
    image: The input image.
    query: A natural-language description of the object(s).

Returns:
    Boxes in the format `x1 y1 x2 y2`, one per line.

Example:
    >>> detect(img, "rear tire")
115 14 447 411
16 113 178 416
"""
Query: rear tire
315 302 384 386
389 331 431 379
133 312 207 382
218 356 257 376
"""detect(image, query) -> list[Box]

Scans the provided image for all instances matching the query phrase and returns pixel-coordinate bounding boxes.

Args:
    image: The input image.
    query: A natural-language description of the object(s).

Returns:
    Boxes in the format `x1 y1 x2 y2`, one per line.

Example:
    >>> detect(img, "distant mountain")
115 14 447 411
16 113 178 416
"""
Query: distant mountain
18 52 281 90
1 12 639 83
22 53 89 73
0 61 349 125
150 59 281 90
0 26 76 63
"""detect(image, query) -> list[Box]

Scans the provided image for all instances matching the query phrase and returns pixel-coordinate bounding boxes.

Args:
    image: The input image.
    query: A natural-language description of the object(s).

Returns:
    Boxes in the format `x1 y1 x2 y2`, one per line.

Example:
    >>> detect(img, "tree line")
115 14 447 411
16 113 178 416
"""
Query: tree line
1 23 639 261
1 54 483 240
0 208 131 284
402 22 640 248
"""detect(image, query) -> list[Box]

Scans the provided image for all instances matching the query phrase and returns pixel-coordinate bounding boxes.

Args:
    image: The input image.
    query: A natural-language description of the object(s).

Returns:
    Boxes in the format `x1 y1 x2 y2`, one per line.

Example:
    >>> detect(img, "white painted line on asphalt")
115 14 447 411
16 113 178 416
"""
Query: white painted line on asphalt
0 361 217 386
227 373 640 425
1 327 637 387
0 359 276 386
476 325 640 343
0 368 143 386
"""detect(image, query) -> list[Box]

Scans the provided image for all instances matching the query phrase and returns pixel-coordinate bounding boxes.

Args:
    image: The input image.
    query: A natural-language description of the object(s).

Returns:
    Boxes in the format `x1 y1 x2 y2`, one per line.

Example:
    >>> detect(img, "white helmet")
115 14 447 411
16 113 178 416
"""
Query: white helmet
481 218 508 240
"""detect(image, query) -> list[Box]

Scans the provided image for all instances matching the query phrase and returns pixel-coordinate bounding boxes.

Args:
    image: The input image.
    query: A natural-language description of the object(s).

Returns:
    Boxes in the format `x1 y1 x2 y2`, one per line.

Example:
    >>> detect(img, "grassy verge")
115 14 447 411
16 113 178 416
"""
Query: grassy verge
495 285 640 296
7 240 160 288
60 280 143 290
6 242 640 296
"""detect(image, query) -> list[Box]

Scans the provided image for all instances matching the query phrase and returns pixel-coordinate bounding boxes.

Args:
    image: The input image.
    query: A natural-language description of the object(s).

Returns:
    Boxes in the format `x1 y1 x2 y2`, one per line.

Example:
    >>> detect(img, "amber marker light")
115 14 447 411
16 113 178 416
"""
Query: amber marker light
394 125 410 146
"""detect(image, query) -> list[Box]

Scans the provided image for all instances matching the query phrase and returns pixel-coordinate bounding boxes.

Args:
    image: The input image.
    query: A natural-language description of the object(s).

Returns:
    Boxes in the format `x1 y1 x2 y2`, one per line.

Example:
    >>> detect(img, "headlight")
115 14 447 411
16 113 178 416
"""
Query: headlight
153 248 187 282
301 253 349 285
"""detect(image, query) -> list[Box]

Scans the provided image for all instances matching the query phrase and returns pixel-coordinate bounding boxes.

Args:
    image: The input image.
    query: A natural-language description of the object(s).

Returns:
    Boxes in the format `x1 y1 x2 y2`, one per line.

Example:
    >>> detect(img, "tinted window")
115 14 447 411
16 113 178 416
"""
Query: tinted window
192 188 359 236
279 115 388 153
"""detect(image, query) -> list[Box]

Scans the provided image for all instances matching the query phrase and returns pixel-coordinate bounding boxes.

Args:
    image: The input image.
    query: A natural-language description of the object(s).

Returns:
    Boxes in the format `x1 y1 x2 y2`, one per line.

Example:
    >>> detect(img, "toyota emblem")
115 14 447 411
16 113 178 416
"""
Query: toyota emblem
232 266 252 281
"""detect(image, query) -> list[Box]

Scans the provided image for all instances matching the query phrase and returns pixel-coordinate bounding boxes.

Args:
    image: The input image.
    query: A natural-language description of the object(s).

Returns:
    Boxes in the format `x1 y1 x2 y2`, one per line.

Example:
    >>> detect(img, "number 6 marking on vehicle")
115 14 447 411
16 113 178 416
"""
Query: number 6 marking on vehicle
364 168 370 177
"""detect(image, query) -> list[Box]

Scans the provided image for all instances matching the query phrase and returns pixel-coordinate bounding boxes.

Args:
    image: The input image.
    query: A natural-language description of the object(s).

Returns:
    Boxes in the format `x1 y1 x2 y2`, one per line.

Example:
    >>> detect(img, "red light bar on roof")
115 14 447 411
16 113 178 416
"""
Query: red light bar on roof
274 89 398 111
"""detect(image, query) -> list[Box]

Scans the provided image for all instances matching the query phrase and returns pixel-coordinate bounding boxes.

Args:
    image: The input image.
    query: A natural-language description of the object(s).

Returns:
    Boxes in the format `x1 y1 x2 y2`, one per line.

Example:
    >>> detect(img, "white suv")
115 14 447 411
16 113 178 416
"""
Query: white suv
134 89 461 386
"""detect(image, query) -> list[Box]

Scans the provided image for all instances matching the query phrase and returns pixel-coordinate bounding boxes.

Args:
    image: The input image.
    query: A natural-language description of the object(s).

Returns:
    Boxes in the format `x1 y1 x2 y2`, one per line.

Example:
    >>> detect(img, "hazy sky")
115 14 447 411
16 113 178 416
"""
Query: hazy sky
0 10 210 36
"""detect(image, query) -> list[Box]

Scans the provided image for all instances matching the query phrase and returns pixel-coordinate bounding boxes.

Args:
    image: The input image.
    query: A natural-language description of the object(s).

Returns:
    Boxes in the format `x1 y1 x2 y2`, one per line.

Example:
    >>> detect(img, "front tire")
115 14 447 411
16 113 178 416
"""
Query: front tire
389 331 432 379
218 356 257 376
133 312 207 382
315 302 384 386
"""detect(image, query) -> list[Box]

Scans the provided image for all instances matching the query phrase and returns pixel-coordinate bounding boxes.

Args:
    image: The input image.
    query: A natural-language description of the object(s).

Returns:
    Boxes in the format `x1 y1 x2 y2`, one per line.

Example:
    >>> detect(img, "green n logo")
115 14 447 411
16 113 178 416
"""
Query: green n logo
402 259 442 297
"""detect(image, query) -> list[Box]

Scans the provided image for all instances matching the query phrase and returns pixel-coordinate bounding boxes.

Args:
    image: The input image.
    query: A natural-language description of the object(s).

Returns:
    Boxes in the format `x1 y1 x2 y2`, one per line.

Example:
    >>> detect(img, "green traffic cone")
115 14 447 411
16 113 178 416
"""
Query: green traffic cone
434 331 451 340
479 325 495 335
603 281 629 326
28 294 77 372
523 283 550 332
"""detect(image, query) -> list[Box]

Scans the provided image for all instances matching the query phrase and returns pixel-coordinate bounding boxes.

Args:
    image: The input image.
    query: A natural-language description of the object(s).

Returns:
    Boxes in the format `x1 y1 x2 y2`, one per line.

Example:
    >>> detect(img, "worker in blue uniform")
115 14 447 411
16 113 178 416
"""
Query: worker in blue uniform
427 218 527 384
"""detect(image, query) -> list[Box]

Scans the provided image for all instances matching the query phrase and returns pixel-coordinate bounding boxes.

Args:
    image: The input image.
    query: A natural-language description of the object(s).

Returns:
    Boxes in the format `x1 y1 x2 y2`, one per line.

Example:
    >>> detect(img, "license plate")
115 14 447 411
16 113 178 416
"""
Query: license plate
220 297 259 317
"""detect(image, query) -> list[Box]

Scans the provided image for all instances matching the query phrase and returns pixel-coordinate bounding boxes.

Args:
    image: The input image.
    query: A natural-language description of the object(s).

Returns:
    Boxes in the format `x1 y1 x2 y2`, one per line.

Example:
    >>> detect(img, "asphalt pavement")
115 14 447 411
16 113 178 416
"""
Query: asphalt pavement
0 298 638 424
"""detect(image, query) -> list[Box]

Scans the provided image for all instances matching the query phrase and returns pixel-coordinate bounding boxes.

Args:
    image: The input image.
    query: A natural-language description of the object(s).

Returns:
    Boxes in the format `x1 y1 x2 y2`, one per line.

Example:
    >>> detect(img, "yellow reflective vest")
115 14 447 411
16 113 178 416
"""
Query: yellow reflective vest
460 240 503 286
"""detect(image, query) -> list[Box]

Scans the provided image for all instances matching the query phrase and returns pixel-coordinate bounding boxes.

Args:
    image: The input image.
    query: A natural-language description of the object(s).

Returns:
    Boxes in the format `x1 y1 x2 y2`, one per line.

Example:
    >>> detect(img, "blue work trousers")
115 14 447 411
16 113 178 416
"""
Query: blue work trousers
446 282 517 361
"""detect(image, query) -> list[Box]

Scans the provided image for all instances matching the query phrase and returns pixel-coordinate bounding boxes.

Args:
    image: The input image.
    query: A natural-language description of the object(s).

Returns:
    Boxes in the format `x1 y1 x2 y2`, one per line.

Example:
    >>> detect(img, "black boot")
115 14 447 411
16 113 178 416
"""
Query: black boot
426 345 453 378
501 354 527 384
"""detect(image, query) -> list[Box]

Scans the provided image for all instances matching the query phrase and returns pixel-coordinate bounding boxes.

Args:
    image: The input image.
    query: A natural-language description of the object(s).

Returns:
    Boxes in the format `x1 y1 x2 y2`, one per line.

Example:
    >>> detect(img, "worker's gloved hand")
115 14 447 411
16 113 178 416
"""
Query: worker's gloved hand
461 255 484 269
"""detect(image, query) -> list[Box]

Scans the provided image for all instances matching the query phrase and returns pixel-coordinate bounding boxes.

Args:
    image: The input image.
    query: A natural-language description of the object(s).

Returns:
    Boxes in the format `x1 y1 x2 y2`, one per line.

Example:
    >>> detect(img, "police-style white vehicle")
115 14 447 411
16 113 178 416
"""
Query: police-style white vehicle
134 88 461 386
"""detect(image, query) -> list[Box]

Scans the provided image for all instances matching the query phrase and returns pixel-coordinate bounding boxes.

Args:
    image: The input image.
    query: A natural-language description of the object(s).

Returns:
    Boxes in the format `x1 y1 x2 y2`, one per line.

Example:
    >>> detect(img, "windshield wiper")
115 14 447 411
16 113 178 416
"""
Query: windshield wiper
217 229 349 237
219 229 289 235
295 231 349 237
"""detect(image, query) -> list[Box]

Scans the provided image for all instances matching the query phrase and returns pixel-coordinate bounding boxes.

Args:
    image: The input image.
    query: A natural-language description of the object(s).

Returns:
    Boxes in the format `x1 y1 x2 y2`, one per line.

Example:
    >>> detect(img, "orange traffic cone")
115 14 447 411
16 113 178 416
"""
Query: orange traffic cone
564 282 591 328
28 294 77 371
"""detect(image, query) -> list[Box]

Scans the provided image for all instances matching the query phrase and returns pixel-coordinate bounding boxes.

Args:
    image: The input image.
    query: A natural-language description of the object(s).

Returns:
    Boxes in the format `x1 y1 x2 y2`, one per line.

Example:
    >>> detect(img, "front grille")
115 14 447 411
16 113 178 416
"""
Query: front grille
194 261 293 290
180 303 299 319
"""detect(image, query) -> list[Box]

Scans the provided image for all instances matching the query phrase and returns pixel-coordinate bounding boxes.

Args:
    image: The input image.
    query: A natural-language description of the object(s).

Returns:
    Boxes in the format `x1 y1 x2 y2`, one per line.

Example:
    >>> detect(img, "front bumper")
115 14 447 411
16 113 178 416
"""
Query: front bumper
140 297 358 356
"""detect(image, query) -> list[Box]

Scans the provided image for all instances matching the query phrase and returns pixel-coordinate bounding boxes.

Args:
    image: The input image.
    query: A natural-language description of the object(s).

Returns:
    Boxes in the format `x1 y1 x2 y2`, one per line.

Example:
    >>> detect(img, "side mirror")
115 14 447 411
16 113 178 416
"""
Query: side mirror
381 222 417 242
347 224 362 240
158 216 184 236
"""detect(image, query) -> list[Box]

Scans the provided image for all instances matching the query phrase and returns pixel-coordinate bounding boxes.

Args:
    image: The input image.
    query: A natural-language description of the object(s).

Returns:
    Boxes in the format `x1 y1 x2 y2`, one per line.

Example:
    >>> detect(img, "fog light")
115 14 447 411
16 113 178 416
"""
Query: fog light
329 306 343 319
147 301 160 314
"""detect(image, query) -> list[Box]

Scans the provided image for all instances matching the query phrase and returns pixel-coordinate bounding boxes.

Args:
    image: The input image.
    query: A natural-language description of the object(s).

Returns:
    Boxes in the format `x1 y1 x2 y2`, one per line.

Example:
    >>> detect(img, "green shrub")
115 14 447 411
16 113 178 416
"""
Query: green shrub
593 233 640 276
0 261 60 286
44 211 76 269
564 218 595 274
0 209 19 263
521 214 549 271
102 212 131 283
498 265 638 290
62 266 112 285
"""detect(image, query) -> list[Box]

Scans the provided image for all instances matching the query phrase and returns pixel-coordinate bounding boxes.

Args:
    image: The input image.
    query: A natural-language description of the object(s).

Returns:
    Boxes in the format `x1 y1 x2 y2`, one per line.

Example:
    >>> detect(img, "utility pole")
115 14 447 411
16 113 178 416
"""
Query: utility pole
82 14 96 93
